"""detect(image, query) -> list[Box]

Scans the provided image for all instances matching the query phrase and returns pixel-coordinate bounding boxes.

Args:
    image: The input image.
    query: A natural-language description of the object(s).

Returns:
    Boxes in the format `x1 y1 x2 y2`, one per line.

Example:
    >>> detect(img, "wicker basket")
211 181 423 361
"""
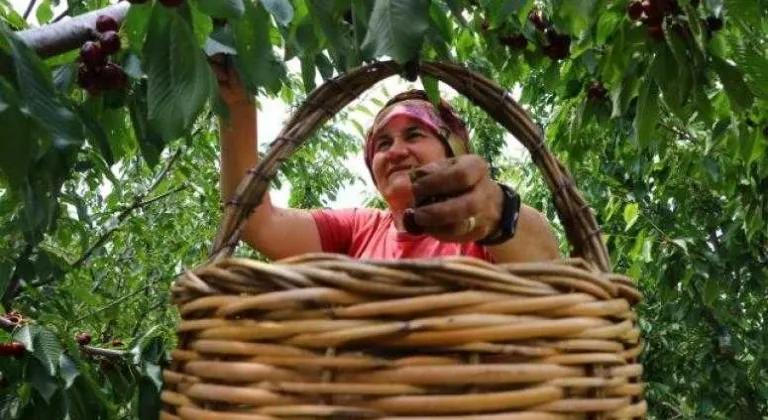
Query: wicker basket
161 61 645 420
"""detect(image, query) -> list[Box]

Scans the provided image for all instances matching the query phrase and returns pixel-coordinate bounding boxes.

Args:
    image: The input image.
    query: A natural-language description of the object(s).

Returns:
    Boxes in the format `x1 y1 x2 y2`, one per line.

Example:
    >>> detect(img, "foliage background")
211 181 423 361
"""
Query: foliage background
0 0 766 418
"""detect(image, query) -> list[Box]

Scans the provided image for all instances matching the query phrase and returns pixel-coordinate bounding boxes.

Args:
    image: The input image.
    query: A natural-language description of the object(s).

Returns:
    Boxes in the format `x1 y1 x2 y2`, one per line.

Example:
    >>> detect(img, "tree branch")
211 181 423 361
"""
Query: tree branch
22 0 37 20
80 344 127 358
16 2 129 58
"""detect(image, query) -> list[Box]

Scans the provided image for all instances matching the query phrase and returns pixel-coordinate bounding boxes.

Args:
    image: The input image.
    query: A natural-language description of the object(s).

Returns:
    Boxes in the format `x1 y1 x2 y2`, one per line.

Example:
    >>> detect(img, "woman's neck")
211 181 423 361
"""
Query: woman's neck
390 209 408 232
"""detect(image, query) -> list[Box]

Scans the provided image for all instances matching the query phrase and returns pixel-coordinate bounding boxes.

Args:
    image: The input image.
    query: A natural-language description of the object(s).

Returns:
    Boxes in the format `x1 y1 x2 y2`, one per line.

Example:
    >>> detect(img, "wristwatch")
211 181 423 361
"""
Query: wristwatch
476 183 521 246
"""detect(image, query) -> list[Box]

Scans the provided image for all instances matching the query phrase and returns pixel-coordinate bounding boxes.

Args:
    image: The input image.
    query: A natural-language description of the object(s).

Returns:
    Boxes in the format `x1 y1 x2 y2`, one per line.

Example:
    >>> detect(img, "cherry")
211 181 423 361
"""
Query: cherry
77 63 101 94
101 63 128 90
111 339 123 347
95 15 119 33
627 2 644 21
544 32 571 60
403 209 425 235
0 342 25 357
705 16 723 32
5 315 19 324
528 9 549 31
647 24 665 41
99 31 121 55
80 41 105 68
499 34 527 50
76 332 92 346
481 20 490 32
158 0 184 7
587 81 608 101
642 1 664 25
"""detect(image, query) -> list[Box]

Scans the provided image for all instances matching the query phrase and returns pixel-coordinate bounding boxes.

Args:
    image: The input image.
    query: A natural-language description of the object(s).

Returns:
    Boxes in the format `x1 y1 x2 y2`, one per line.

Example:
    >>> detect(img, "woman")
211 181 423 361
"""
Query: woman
216 63 560 263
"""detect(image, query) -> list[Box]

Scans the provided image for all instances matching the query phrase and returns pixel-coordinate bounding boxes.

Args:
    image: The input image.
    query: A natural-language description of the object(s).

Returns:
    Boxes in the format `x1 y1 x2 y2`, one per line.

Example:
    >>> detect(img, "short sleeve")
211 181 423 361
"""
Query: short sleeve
310 208 358 254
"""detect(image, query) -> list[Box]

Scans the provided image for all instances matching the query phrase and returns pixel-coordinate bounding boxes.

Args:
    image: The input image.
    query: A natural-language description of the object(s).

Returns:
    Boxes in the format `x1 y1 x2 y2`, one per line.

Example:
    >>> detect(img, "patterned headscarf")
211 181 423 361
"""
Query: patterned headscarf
364 90 471 179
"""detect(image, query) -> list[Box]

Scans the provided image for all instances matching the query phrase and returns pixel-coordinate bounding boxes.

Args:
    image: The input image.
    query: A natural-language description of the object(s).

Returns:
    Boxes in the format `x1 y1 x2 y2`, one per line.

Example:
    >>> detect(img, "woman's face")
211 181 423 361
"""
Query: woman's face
370 115 448 209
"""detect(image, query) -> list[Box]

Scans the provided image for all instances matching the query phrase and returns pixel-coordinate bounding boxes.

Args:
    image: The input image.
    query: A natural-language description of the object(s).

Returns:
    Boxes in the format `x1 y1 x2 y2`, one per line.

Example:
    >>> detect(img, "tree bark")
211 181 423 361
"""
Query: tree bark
15 2 130 59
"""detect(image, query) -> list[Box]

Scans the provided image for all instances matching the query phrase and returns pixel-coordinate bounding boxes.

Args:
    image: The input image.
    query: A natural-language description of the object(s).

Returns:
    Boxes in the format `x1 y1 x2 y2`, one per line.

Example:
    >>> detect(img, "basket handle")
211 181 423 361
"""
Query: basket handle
209 61 611 272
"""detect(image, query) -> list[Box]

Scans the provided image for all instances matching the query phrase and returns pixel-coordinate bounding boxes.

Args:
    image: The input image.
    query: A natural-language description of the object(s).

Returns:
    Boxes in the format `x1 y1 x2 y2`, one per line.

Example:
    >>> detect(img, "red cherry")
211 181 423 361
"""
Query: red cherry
76 332 92 346
99 31 121 55
587 81 608 101
528 9 549 31
158 0 184 7
1 342 25 357
627 2 644 21
77 63 101 94
647 24 665 41
101 63 128 90
5 315 19 324
705 16 723 32
642 1 664 24
499 34 527 50
95 15 119 33
80 41 106 68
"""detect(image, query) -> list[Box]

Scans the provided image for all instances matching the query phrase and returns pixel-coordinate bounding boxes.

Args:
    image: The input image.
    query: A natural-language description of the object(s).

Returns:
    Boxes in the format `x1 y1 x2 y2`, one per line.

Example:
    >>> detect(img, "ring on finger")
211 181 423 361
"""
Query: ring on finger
466 216 476 233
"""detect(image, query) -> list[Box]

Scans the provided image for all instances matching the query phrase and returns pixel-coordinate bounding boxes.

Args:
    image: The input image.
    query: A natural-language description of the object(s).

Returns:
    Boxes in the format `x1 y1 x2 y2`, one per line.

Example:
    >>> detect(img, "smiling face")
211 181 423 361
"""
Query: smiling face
370 115 450 209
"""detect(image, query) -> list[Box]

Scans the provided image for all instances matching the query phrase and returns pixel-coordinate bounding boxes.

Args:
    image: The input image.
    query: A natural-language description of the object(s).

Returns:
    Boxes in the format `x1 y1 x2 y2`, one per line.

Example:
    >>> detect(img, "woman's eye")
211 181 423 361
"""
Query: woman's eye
376 139 392 151
407 131 423 140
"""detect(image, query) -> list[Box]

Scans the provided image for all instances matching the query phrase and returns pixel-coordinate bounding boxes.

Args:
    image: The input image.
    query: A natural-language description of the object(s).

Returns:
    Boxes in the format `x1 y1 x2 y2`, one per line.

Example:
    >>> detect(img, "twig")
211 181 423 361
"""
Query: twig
74 284 151 323
22 0 37 20
80 344 126 358
51 8 69 23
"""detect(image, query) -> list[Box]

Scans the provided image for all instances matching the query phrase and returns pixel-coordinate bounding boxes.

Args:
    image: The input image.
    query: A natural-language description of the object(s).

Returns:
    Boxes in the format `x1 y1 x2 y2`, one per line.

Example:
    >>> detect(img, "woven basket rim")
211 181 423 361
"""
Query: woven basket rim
209 60 610 272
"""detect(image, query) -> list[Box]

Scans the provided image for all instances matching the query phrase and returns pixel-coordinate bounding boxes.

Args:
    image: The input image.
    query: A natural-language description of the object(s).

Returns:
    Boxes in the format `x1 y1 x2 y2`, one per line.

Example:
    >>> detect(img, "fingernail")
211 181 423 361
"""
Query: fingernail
403 209 425 235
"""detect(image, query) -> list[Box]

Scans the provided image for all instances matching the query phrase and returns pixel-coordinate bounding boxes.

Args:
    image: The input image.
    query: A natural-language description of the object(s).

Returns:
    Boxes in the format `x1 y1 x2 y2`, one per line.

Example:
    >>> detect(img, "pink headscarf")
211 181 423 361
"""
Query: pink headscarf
364 90 471 178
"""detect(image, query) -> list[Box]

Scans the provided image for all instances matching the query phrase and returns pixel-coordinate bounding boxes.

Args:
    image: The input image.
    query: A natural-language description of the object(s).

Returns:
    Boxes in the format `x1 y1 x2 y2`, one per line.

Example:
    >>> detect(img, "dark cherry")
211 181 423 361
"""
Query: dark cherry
79 41 105 68
99 31 121 55
627 2 644 21
96 15 119 33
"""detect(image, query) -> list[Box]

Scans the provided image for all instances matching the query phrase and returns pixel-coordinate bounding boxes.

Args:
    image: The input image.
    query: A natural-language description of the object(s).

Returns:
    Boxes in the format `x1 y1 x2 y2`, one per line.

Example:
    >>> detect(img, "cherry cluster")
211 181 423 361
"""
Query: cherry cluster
626 0 723 41
528 9 571 60
77 15 127 95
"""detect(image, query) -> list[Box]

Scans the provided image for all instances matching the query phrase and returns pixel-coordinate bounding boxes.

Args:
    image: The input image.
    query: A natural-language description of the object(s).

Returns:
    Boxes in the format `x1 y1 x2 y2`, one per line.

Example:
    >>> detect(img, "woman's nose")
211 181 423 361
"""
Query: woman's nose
386 138 409 158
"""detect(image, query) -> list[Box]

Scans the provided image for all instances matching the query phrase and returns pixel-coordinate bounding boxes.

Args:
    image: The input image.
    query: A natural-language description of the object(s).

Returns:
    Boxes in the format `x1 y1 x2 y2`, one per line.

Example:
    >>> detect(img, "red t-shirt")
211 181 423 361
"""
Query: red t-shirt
311 208 494 262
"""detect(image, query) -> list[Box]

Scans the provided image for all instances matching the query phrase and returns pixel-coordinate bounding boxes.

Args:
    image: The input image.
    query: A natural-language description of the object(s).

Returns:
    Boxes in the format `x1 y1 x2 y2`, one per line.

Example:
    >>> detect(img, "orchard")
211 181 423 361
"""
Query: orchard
1 0 766 419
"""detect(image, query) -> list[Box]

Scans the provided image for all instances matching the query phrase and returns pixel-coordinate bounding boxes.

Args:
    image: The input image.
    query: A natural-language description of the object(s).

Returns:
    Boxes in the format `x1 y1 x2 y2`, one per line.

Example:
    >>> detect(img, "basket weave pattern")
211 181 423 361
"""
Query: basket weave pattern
162 62 645 419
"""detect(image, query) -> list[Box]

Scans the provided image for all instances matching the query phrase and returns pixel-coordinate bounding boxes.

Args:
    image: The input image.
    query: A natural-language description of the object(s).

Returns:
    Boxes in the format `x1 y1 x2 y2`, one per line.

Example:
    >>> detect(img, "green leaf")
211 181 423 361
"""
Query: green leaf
624 202 639 231
261 0 294 27
16 324 34 351
634 74 659 149
32 327 63 375
35 0 54 24
723 0 762 28
0 78 36 189
233 1 286 95
300 57 316 92
195 0 244 19
429 1 452 44
710 55 754 113
731 42 768 101
487 0 528 27
420 74 439 104
138 375 162 420
596 9 621 45
361 0 430 64
129 82 165 167
440 0 467 26
59 354 79 389
123 1 153 53
554 0 599 37
143 3 215 141
703 277 719 306
28 358 58 403
2 25 84 148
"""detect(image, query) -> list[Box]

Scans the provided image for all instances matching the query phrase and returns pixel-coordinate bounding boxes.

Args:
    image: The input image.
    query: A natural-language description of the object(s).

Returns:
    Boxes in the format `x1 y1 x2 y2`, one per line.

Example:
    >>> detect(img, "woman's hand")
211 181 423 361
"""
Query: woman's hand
406 155 505 243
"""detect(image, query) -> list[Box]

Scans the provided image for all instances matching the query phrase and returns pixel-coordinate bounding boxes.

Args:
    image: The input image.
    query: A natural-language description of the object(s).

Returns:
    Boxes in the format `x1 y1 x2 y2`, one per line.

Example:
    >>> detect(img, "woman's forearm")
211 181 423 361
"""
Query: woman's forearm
218 101 269 207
